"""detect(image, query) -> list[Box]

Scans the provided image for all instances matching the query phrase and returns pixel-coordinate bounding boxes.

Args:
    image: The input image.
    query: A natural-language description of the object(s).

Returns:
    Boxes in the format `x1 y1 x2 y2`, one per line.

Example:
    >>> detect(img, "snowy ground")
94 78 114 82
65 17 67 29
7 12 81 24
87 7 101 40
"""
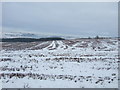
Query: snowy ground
0 38 119 88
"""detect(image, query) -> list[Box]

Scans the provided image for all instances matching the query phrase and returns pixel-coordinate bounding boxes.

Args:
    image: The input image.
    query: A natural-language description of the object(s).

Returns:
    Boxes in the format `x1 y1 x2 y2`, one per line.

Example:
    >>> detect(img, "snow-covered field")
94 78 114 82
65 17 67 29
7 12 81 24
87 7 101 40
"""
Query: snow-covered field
0 38 119 88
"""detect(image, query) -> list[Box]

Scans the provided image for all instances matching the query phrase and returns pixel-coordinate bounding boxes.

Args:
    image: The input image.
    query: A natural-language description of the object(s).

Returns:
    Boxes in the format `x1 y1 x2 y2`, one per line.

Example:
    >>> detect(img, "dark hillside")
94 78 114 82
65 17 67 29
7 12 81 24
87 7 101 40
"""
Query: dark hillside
1 37 65 42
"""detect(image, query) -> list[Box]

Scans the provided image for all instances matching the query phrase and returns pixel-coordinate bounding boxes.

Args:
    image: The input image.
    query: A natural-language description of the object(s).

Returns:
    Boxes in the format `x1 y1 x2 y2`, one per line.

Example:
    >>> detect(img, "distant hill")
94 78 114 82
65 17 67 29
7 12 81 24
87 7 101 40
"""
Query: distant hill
2 31 118 40
2 32 79 39
2 32 45 38
1 37 65 42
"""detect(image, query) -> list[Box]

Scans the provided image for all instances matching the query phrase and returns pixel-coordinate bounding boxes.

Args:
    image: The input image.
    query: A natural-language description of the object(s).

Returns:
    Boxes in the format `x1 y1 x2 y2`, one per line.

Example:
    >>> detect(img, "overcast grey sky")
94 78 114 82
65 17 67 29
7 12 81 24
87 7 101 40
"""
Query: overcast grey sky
2 2 118 37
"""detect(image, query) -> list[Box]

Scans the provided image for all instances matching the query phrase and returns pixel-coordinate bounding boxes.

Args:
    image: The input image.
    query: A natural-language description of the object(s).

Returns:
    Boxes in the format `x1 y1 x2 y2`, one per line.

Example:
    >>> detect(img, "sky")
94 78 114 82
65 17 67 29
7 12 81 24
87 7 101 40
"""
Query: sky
2 2 118 37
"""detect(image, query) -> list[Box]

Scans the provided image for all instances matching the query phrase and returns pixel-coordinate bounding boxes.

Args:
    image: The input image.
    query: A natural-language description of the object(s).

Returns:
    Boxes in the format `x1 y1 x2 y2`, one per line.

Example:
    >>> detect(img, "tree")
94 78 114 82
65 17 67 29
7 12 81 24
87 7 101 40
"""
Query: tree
95 35 99 39
88 37 91 39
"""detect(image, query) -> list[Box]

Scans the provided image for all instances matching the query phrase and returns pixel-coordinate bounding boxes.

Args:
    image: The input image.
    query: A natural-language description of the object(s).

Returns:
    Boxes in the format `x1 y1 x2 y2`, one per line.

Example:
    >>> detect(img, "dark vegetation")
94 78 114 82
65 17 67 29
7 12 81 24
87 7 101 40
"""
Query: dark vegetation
0 35 118 42
1 37 65 42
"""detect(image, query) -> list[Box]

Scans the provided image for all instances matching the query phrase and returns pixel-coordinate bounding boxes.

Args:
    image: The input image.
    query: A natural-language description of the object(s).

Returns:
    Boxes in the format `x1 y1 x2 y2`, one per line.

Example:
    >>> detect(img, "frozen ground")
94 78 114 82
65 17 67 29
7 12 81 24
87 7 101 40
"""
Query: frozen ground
0 38 119 88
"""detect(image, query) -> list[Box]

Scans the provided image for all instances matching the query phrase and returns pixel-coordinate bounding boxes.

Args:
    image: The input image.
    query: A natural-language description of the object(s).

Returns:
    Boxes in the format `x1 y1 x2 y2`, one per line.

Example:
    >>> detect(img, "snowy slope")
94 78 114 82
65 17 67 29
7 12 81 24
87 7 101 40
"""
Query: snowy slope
1 38 119 88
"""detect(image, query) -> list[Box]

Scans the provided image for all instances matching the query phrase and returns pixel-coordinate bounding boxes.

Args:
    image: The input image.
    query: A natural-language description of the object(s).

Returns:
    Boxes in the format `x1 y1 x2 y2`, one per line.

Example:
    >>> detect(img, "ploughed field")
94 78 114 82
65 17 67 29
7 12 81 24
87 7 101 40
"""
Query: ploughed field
0 38 119 88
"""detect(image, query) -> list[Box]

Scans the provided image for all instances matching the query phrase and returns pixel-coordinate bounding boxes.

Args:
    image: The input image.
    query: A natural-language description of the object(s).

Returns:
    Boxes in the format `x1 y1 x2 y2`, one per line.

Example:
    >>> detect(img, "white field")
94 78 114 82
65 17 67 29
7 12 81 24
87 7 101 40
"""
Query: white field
0 38 119 88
